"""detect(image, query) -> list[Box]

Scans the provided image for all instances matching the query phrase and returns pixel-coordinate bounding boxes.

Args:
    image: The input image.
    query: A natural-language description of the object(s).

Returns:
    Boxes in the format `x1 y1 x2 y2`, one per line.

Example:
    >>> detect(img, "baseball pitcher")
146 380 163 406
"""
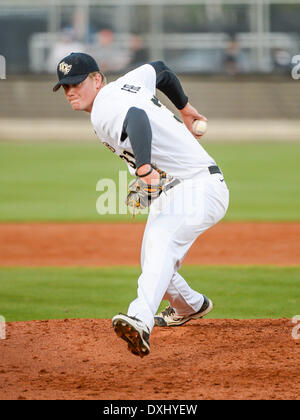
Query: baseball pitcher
53 53 229 358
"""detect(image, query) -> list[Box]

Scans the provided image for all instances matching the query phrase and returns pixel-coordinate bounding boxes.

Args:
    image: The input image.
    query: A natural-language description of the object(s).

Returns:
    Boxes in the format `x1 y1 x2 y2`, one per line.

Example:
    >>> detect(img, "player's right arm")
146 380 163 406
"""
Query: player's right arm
150 61 188 110
150 61 207 135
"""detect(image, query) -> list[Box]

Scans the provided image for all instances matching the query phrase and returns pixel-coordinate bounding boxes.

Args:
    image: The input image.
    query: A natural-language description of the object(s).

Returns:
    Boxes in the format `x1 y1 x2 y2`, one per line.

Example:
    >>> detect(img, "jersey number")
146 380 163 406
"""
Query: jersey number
151 95 183 123
151 95 162 108
119 150 136 169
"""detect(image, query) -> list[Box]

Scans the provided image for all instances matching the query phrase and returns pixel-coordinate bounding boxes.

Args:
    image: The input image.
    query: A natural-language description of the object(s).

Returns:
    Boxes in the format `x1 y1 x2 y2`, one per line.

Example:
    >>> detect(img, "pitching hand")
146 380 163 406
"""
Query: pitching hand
180 103 207 139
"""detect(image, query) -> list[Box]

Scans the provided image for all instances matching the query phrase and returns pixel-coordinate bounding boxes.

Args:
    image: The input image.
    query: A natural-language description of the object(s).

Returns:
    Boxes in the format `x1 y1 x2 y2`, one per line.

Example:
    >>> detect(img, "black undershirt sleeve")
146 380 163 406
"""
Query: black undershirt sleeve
150 60 188 110
121 107 152 170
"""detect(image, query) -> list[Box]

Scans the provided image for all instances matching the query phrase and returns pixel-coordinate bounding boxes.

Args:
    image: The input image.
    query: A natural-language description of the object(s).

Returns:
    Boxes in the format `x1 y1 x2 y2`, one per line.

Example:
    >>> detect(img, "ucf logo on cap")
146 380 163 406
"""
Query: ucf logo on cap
59 61 72 75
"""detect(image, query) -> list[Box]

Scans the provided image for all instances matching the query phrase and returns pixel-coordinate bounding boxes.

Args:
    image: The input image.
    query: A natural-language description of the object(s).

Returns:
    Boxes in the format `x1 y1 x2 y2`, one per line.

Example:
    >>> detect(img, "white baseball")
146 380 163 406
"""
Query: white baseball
192 120 207 136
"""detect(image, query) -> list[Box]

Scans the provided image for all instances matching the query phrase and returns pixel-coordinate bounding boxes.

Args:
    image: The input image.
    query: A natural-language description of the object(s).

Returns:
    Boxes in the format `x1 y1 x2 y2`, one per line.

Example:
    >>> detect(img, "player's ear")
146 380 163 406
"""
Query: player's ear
95 72 104 89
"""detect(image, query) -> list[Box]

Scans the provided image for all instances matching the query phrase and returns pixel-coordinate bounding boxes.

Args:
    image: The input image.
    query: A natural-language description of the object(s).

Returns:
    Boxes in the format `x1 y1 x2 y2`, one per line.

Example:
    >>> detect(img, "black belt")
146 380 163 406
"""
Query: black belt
165 165 222 193
209 165 222 175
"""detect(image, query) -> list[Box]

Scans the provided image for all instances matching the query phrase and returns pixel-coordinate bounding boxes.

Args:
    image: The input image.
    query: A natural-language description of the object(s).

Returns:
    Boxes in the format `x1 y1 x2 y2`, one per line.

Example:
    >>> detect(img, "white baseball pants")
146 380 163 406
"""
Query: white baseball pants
127 171 229 331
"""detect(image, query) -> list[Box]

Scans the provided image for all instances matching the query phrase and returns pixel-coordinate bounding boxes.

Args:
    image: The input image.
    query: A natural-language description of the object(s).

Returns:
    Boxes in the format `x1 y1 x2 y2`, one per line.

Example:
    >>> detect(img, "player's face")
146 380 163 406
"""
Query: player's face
63 75 101 112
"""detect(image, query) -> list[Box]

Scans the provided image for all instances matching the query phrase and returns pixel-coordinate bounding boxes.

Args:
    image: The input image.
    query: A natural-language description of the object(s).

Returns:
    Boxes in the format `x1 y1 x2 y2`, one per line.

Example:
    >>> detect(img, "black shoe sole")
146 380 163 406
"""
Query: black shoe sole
112 318 150 358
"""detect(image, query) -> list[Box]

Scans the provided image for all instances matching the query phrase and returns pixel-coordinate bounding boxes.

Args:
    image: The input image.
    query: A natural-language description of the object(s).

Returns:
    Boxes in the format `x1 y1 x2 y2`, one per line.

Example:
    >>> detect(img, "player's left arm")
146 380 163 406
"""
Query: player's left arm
150 61 207 135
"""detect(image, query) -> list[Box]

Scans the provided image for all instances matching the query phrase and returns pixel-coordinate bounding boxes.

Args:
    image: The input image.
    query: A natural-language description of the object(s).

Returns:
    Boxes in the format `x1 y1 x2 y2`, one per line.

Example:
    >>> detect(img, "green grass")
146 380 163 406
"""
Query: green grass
0 266 299 322
0 141 300 221
208 143 300 221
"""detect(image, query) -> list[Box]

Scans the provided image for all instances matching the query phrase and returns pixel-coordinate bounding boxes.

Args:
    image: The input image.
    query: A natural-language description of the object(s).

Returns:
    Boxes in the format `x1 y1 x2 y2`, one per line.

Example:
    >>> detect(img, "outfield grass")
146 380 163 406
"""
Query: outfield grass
0 141 300 221
0 266 299 322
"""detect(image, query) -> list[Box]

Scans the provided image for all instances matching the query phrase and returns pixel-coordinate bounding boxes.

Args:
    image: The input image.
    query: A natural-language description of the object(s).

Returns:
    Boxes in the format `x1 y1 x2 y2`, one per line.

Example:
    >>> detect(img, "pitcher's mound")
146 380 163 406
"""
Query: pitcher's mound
0 318 299 400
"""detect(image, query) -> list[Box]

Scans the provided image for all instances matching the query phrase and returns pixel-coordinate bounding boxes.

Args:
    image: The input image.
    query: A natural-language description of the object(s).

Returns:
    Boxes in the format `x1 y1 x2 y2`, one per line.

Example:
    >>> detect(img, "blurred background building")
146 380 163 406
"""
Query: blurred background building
0 0 300 141
1 0 300 75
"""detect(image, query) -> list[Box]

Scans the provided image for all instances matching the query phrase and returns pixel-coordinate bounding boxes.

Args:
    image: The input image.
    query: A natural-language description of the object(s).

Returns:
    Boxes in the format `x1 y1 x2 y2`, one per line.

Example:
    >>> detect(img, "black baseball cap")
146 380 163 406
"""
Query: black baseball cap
53 52 100 92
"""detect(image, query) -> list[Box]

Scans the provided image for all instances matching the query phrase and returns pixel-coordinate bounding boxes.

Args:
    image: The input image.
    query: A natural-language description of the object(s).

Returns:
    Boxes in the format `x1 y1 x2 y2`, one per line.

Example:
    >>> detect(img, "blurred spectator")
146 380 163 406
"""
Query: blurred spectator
128 33 148 68
87 28 131 73
47 27 148 75
72 8 87 42
272 48 291 74
47 27 85 73
223 34 240 76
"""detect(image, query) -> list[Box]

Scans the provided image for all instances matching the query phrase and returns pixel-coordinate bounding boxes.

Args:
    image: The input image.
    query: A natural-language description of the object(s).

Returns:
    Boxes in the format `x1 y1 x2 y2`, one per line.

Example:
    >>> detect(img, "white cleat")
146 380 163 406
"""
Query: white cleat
154 295 213 327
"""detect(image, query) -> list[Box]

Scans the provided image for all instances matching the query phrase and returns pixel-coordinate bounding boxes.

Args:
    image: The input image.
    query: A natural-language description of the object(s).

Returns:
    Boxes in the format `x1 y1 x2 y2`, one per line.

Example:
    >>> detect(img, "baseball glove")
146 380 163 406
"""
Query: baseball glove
126 165 179 210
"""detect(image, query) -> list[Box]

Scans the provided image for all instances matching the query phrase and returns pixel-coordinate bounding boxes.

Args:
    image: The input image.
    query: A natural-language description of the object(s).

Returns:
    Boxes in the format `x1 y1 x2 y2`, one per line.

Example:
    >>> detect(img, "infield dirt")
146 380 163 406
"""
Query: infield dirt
1 221 300 266
0 318 299 400
1 221 299 400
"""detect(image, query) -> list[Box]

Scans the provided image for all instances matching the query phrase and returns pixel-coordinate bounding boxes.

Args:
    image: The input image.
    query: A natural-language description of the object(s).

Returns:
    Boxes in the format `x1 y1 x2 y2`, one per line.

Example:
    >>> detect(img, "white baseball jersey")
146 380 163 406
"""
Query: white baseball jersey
91 64 216 179
89 63 229 336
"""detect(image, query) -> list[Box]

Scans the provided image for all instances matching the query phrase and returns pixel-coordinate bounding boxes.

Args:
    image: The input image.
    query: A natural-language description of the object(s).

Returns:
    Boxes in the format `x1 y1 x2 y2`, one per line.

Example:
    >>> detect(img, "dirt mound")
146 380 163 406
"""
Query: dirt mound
0 318 299 400
1 222 300 266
